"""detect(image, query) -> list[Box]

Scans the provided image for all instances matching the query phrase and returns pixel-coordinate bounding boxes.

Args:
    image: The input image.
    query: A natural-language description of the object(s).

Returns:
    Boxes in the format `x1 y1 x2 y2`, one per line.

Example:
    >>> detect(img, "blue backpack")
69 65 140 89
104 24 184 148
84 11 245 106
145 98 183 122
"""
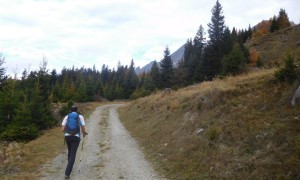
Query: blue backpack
65 112 80 135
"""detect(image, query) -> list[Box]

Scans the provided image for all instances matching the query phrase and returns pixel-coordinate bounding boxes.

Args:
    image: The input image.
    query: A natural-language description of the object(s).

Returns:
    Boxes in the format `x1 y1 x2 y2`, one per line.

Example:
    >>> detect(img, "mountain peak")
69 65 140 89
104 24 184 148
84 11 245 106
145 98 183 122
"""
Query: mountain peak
135 44 185 74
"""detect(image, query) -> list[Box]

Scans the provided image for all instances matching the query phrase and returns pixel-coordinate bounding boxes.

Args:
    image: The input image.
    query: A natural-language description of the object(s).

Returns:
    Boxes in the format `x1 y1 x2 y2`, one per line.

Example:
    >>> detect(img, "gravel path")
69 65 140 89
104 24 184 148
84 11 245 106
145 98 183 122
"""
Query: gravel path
40 104 163 180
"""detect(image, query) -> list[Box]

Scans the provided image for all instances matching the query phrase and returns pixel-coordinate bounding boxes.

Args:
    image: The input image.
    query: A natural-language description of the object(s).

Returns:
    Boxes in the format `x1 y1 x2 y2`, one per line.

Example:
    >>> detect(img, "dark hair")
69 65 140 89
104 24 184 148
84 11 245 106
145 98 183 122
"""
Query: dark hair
70 106 78 112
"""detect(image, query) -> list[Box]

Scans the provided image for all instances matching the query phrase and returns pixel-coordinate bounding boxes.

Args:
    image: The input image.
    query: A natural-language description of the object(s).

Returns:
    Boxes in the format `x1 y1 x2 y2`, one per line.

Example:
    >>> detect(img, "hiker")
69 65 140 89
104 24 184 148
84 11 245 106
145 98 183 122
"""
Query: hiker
61 106 88 179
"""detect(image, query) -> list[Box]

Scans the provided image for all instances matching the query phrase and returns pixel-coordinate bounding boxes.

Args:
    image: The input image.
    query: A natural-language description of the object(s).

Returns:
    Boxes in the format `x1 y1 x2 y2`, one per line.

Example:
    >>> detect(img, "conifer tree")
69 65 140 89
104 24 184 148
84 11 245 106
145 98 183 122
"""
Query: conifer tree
207 0 225 44
142 73 156 91
203 0 226 80
222 43 245 75
0 79 20 134
0 54 7 90
2 94 39 141
193 25 206 82
231 27 238 42
179 39 193 85
125 59 138 98
183 39 194 68
247 24 253 39
277 9 291 29
150 61 161 89
221 27 234 55
160 47 174 88
270 16 279 33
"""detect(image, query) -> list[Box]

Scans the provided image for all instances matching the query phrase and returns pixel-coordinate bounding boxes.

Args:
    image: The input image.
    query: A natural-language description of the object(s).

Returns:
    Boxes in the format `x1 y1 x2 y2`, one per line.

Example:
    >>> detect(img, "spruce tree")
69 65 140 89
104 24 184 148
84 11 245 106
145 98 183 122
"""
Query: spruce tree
150 61 161 89
203 0 226 80
0 54 7 90
178 39 193 86
277 9 291 29
207 0 225 44
270 16 279 33
0 79 20 134
142 73 156 91
160 47 174 88
193 25 206 82
222 43 245 75
247 24 253 39
125 59 138 98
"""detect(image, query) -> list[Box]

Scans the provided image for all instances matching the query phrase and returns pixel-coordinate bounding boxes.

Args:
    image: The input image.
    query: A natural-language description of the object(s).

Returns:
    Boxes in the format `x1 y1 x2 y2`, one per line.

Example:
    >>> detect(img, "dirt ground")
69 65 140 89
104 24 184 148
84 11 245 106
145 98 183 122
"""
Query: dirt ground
40 104 163 180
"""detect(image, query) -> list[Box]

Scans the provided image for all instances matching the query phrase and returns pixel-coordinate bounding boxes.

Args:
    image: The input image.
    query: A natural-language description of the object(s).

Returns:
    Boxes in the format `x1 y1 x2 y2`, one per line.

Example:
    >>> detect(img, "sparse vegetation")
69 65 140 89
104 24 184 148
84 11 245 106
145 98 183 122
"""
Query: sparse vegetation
275 54 298 84
119 68 300 179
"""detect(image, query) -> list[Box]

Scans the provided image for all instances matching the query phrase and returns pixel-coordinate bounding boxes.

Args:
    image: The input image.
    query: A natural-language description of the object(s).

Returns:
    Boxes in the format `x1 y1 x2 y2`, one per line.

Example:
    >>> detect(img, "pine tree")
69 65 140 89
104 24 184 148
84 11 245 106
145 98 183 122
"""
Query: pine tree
221 27 234 55
1 94 39 141
270 16 279 32
231 27 238 42
207 0 225 44
150 61 161 89
183 39 193 69
247 24 253 39
101 65 109 85
160 47 174 88
193 25 206 82
125 59 138 98
0 54 7 90
277 9 291 29
0 79 20 134
203 0 226 80
222 43 245 75
142 73 156 91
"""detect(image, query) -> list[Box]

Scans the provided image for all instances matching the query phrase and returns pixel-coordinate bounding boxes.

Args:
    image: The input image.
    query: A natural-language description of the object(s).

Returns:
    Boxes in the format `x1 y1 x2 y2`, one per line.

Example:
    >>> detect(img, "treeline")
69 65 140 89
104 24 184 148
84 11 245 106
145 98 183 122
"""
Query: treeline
0 0 293 141
0 58 142 141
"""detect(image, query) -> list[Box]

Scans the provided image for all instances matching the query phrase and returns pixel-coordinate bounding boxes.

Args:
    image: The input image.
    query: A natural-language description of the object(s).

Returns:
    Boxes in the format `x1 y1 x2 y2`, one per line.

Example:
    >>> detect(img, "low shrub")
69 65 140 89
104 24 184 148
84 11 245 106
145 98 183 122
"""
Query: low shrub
0 123 39 142
275 54 298 84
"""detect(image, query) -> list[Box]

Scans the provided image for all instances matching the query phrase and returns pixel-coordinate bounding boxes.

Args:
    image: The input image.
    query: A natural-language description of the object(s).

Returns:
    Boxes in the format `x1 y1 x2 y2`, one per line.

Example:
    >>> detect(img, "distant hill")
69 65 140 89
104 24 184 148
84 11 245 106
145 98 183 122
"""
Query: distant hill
135 44 185 74
170 44 185 65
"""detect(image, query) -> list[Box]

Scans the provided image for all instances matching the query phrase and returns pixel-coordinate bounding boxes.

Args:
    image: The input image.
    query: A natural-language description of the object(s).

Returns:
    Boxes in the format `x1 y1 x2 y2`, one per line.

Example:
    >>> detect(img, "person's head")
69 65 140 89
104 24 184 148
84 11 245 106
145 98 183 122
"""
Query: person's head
70 106 78 112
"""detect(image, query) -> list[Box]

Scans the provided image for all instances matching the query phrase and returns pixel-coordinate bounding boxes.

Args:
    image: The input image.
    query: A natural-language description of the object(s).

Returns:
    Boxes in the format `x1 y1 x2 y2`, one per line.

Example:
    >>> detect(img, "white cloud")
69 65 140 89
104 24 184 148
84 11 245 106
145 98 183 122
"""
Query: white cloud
0 0 299 75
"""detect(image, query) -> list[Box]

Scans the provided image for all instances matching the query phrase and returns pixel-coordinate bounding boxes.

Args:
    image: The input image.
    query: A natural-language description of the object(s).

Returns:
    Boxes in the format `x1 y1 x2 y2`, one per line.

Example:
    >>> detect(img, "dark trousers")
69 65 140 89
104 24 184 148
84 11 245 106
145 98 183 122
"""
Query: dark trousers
65 136 80 176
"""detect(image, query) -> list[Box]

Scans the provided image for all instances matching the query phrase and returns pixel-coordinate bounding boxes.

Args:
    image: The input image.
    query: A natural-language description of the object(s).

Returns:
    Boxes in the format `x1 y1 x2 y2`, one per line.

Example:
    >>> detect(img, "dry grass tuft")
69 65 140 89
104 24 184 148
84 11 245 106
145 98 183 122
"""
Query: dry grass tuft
119 68 300 179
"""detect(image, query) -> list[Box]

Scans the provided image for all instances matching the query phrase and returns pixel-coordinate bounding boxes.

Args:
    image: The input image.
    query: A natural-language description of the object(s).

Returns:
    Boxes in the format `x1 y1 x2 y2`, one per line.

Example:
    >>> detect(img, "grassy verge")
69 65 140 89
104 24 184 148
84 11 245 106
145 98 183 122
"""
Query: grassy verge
0 102 102 179
119 69 300 179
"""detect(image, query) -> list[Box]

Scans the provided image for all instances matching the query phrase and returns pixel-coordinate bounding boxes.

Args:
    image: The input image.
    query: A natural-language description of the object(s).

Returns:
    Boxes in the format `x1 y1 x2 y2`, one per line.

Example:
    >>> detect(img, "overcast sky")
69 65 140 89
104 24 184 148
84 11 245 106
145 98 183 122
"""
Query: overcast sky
0 0 299 75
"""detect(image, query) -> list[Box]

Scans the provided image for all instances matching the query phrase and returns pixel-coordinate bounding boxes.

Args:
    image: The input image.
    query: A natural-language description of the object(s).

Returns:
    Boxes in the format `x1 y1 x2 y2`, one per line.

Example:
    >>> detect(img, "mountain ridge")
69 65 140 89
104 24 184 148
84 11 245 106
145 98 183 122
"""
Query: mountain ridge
135 44 185 74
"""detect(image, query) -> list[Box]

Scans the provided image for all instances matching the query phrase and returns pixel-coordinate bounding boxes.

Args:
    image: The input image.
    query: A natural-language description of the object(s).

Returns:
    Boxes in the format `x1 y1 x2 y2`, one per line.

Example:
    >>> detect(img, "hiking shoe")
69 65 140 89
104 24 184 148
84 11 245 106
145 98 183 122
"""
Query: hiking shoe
65 175 70 179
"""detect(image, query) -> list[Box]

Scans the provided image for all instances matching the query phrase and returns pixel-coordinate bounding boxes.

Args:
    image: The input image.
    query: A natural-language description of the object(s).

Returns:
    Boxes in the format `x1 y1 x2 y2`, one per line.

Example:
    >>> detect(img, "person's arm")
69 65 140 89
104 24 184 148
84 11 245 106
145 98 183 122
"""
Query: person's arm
61 125 66 132
81 126 88 137
80 115 88 137
61 116 68 132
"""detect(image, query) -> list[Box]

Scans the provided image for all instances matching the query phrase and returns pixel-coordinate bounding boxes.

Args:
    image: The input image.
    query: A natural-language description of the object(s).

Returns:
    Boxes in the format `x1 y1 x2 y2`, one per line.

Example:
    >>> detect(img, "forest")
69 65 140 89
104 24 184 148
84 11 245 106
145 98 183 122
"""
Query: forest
0 1 293 141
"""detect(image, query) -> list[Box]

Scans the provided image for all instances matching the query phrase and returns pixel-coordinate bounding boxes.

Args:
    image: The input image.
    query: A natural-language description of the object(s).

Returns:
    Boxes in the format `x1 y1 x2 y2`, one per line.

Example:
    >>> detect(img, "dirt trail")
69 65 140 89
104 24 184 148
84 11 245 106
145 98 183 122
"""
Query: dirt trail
40 104 163 180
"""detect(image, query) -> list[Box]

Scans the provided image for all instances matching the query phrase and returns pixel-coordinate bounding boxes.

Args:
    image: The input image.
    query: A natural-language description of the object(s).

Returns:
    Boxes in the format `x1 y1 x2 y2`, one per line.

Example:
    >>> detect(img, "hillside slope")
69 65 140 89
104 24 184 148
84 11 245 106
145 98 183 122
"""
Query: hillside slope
119 69 300 179
246 25 300 67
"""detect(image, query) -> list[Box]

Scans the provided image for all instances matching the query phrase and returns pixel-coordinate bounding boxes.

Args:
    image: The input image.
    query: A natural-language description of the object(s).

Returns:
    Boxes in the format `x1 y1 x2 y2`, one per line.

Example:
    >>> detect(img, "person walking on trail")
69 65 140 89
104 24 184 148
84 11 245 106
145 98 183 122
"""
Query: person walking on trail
61 106 88 179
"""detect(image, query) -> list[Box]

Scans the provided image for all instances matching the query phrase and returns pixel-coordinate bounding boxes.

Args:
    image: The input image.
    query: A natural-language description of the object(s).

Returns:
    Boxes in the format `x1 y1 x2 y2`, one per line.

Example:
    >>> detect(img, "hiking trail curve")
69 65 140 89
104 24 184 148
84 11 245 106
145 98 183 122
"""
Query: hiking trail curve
40 104 163 180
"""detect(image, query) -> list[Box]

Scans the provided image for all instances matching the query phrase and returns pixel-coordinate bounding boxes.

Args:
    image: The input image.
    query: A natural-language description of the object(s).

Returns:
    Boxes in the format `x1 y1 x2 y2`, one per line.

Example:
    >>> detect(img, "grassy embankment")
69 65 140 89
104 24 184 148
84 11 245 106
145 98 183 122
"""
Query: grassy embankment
0 102 102 179
246 25 300 67
119 69 300 179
